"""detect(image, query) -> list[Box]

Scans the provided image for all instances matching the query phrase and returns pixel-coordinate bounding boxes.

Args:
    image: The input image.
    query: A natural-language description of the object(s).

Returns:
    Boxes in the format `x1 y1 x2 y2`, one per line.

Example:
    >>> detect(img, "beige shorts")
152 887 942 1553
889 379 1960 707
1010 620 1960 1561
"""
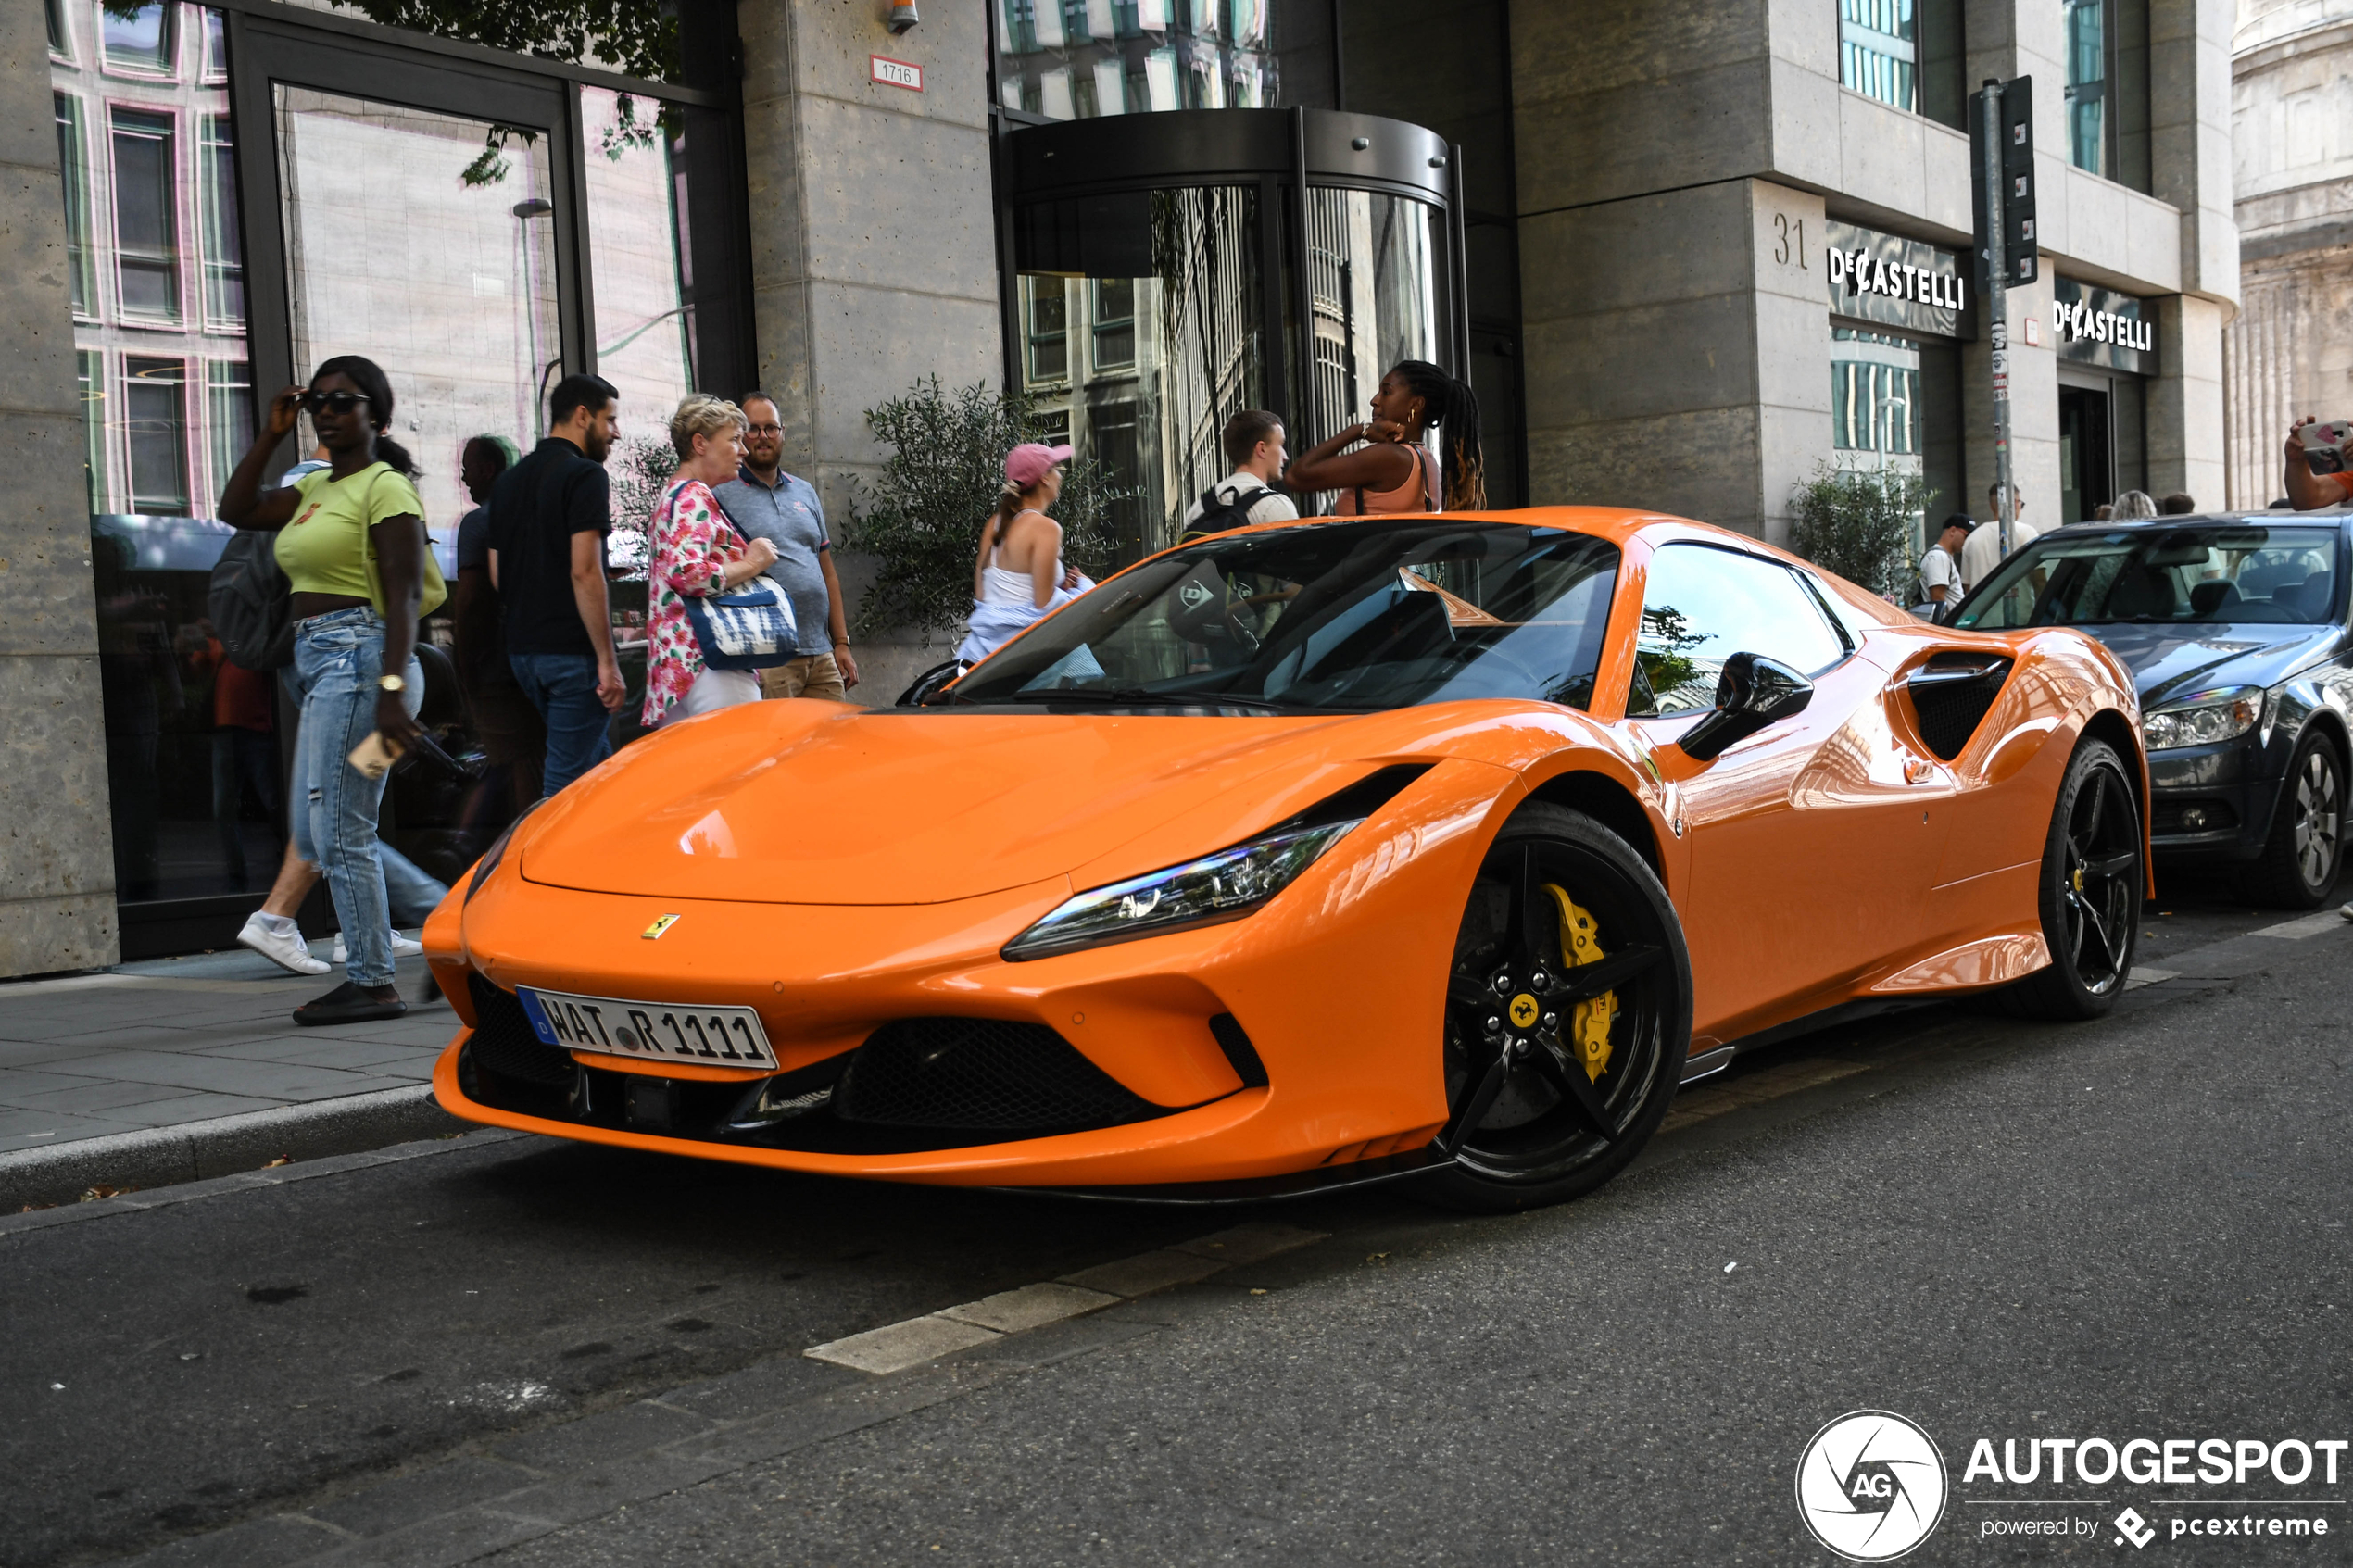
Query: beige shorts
758 653 848 702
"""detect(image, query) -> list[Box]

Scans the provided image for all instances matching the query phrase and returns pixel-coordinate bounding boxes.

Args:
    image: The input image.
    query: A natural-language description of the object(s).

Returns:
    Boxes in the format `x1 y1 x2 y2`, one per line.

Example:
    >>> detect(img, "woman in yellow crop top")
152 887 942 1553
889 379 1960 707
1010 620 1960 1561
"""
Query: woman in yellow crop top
220 356 447 1026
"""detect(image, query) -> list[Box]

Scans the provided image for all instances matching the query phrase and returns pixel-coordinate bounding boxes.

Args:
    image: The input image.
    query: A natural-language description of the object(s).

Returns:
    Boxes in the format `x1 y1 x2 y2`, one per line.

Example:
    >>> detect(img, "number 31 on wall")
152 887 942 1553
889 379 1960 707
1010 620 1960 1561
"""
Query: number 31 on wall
1773 211 1808 270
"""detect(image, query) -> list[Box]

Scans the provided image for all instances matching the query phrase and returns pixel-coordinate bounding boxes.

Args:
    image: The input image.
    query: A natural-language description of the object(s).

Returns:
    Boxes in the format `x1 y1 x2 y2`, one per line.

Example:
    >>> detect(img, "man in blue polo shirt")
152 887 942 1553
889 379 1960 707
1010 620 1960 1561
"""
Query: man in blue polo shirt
712 391 859 700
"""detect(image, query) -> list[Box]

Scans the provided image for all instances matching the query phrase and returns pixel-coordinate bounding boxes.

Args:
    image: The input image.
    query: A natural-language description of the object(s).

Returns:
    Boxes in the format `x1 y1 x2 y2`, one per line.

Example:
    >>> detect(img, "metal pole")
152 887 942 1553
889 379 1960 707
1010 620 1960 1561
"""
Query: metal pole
1981 79 2014 558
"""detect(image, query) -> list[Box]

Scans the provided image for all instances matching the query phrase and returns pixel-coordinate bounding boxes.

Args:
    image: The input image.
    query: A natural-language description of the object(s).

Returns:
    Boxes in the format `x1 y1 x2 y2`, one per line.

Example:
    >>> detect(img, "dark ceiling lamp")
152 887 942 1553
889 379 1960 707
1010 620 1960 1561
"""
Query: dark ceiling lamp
887 3 919 34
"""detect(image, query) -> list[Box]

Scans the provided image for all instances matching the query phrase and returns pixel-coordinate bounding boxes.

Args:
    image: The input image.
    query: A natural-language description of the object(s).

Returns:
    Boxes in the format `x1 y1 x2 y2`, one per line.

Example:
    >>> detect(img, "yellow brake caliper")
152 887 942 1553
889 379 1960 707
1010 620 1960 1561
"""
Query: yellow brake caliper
1541 884 1615 1080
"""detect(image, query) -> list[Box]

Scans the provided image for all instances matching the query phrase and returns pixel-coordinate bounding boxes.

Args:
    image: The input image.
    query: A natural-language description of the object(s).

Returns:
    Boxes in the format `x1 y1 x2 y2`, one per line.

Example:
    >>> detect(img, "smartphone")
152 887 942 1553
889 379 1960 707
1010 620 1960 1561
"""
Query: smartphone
346 731 407 780
2298 420 2353 475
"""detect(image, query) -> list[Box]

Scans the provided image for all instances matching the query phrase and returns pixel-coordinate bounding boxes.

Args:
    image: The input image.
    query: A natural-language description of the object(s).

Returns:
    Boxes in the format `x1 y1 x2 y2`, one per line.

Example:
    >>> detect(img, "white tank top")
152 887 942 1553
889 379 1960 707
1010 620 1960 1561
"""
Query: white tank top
981 513 1060 607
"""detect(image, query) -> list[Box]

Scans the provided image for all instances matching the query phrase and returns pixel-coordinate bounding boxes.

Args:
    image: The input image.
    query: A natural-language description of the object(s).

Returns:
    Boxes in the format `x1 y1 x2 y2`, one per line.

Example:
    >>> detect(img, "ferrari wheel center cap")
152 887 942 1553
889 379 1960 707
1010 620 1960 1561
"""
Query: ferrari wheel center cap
1507 993 1540 1030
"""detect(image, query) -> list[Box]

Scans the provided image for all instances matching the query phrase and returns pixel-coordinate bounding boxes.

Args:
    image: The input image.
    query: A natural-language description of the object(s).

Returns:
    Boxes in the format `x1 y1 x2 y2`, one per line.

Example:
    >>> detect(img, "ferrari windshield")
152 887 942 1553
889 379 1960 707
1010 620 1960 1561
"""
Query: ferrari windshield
944 519 1621 712
1954 523 2342 629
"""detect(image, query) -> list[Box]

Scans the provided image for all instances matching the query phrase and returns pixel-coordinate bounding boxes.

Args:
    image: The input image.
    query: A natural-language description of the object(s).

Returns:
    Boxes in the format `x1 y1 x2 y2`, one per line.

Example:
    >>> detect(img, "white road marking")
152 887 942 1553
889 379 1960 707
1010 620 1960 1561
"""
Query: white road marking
805 1223 1327 1376
2252 910 2346 939
937 1282 1118 1335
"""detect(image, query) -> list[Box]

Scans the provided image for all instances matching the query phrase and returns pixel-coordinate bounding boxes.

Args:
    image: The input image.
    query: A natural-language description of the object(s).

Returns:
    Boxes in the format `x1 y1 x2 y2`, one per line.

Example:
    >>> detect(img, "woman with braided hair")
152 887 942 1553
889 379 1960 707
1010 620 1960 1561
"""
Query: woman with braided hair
1285 359 1487 515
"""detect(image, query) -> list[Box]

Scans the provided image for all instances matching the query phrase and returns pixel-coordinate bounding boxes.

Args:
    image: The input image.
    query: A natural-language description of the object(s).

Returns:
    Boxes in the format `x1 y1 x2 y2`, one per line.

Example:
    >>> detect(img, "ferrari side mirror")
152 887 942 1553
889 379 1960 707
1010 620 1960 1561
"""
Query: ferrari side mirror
1674 652 1813 761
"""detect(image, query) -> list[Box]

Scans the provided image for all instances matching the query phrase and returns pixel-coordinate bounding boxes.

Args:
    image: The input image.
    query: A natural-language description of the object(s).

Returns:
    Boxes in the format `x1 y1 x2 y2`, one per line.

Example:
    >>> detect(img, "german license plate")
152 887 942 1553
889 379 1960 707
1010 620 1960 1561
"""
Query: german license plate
516 987 778 1071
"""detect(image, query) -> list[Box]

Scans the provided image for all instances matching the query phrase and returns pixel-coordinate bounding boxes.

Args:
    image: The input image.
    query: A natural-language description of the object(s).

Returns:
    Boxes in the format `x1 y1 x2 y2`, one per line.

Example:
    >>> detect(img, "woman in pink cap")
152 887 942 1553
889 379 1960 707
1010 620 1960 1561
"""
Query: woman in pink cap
956 441 1092 664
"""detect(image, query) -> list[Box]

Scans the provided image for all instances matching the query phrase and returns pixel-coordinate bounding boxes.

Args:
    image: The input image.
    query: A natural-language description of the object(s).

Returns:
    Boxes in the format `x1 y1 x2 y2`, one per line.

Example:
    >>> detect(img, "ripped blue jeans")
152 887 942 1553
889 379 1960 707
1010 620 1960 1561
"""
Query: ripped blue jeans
284 608 446 987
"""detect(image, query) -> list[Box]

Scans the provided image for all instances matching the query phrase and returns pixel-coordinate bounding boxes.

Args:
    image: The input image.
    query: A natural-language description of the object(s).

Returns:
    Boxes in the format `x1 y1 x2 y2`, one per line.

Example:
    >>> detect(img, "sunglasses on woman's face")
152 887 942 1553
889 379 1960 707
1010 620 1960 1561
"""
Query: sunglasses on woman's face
302 390 371 415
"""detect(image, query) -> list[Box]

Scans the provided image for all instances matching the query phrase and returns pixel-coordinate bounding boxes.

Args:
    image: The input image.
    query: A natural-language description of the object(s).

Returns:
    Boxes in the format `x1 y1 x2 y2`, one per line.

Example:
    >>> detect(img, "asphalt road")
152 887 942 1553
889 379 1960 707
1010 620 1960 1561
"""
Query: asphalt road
6 876 2349 1568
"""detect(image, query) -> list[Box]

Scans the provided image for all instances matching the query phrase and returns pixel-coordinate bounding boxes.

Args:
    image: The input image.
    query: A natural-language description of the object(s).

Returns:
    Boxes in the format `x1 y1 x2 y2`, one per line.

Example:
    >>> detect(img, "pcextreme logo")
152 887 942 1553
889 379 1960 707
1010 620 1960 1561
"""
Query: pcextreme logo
1796 1410 1949 1561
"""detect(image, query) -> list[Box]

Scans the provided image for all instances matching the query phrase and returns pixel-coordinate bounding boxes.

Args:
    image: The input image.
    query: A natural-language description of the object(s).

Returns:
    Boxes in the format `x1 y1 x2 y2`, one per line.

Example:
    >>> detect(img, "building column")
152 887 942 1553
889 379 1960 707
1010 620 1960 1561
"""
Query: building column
2150 294 2226 507
0 2 117 976
1516 178 1831 542
735 1 1002 701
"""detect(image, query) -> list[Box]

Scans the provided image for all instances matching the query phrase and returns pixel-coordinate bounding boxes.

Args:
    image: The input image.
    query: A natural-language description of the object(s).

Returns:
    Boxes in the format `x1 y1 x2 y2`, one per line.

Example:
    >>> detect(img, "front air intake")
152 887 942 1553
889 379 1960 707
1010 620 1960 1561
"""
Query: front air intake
465 972 577 1085
832 1018 1169 1133
1906 653 2014 761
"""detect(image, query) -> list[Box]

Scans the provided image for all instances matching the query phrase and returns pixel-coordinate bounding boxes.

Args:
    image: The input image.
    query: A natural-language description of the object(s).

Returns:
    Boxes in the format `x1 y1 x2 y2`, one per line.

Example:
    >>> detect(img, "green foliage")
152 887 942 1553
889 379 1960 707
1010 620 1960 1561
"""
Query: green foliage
843 379 1134 636
1787 465 1938 599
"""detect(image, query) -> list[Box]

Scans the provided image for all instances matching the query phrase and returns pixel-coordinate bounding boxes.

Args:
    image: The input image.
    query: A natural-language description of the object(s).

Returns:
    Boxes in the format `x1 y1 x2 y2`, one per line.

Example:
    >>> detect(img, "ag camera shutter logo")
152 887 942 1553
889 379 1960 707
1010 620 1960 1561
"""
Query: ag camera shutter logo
1796 1410 1949 1561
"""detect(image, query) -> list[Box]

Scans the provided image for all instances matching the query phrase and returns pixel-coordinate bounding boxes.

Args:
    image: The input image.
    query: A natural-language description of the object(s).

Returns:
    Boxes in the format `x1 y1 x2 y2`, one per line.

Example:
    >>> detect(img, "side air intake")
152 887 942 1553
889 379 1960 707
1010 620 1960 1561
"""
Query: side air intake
1906 653 2014 761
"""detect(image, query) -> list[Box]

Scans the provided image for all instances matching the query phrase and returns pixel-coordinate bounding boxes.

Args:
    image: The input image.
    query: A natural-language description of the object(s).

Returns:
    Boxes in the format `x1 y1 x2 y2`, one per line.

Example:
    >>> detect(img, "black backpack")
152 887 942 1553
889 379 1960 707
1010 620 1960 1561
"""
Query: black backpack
1181 483 1277 543
208 530 295 671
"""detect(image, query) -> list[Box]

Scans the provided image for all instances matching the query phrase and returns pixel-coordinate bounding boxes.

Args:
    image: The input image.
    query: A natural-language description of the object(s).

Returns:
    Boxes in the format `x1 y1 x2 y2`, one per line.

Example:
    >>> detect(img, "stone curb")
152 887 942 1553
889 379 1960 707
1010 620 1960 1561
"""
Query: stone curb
0 1085 466 1212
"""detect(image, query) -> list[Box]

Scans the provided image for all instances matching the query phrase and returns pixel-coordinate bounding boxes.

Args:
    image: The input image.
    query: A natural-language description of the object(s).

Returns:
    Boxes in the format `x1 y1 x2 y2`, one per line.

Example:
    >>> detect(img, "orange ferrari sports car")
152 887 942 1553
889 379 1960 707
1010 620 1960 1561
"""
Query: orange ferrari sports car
428 508 2147 1210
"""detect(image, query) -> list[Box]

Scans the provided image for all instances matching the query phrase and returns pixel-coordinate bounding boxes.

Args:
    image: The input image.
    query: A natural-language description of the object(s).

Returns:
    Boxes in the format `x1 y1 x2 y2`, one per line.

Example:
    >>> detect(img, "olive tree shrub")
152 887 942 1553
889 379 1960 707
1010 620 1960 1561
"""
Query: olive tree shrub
843 377 1131 636
1787 466 1938 600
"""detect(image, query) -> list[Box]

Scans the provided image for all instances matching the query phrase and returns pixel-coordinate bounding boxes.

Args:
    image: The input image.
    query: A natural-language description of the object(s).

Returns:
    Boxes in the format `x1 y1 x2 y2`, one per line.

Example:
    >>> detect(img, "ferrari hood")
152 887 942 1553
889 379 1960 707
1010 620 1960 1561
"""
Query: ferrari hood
519 703 1388 905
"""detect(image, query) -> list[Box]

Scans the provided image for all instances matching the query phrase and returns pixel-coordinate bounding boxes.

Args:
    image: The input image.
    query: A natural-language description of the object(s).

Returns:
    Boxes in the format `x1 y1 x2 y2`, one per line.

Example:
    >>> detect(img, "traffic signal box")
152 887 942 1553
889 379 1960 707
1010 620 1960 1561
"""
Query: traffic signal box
1969 78 2038 289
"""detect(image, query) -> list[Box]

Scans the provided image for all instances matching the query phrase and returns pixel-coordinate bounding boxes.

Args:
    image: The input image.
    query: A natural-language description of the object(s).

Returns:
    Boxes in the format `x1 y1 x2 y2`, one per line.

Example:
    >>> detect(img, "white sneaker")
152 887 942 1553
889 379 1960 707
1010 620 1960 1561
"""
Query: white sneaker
239 914 331 976
332 933 426 964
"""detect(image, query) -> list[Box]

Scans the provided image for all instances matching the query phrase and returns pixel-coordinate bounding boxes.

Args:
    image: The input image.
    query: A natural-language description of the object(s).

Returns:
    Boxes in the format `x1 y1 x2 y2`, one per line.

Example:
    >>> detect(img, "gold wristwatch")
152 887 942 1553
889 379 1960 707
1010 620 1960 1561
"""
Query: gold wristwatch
377 673 406 693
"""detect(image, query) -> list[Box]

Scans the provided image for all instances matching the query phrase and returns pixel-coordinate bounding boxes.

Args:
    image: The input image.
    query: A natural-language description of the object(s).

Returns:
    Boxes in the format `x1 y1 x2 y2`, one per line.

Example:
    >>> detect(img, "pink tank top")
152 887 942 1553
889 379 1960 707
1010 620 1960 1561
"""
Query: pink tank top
1336 445 1440 516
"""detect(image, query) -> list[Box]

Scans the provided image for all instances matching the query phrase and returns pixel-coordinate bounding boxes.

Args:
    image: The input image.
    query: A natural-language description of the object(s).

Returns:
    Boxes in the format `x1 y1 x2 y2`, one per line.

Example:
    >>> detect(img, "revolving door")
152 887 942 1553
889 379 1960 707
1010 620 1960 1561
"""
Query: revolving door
1000 107 1465 553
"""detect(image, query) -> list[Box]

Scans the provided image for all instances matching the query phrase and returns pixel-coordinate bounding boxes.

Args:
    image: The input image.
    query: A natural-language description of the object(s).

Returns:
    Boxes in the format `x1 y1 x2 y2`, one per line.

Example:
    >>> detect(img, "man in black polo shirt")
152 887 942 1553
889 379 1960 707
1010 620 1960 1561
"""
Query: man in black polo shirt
486 374 624 797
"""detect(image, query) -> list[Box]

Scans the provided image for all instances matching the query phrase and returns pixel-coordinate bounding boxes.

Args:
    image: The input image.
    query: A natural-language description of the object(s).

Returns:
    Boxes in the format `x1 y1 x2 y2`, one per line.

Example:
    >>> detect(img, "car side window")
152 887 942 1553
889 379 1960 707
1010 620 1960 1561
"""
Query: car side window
1629 544 1850 717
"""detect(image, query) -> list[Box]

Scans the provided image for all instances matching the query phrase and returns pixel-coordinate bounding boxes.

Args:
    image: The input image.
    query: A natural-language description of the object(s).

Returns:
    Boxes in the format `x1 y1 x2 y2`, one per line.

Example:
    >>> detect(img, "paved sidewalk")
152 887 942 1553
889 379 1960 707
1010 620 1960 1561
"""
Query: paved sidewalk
0 939 450 1158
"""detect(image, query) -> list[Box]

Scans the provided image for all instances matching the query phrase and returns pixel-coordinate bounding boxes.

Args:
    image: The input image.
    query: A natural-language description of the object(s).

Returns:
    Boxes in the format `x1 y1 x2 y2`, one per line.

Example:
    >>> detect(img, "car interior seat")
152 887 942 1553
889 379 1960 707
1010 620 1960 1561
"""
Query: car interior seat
2188 580 2241 618
2106 564 2180 619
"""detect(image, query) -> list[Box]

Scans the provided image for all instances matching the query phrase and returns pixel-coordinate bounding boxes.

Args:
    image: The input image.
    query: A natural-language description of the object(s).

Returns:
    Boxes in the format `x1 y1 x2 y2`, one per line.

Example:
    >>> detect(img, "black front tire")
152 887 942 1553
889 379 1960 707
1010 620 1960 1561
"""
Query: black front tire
2235 731 2346 910
2003 737 2143 1021
1424 804 1694 1213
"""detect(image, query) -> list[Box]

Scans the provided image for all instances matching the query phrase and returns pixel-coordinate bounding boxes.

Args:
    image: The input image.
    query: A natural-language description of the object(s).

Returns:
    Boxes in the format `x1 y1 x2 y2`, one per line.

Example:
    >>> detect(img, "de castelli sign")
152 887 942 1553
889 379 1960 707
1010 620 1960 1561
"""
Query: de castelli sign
1823 220 1972 340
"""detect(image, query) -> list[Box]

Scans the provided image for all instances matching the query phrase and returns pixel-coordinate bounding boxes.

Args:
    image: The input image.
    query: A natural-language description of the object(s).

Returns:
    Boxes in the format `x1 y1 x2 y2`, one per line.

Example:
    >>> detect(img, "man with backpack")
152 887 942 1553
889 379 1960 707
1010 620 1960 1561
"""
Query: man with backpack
1180 410 1299 541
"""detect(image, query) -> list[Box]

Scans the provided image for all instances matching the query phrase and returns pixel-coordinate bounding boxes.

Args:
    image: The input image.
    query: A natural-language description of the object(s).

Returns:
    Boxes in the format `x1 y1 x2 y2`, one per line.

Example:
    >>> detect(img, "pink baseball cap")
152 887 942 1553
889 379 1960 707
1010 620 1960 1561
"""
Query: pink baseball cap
1005 442 1073 487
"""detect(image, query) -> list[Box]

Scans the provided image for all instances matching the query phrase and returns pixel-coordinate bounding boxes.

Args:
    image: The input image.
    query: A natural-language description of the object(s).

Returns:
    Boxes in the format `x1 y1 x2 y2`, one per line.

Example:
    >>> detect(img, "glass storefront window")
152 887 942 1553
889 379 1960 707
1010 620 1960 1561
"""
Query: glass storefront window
1016 184 1265 553
1831 330 1919 458
996 0 1283 119
1830 326 1965 542
275 85 561 542
581 86 695 420
57 5 257 903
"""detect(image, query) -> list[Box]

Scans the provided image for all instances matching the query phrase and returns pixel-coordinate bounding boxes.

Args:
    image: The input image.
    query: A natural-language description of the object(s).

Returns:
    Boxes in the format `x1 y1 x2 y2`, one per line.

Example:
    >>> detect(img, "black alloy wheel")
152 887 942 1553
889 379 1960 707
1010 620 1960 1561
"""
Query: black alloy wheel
2004 738 2143 1020
2237 732 2346 910
1426 804 1693 1212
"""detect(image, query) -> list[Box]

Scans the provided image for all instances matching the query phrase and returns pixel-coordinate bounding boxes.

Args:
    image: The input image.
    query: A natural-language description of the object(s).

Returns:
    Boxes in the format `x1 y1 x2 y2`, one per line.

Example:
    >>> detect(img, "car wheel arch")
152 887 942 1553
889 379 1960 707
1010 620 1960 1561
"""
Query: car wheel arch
2075 707 2154 893
1523 768 1667 882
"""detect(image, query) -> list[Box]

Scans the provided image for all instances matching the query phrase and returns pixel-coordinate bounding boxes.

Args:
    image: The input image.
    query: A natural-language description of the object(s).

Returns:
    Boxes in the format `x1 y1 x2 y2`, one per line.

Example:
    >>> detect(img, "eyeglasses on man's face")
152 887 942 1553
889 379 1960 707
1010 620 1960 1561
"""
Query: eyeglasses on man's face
302 390 371 416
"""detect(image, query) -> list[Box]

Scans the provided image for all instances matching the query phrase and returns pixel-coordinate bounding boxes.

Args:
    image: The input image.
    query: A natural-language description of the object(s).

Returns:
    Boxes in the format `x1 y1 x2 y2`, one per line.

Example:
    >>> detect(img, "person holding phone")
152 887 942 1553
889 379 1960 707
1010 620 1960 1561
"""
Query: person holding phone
2284 417 2353 510
220 356 447 1026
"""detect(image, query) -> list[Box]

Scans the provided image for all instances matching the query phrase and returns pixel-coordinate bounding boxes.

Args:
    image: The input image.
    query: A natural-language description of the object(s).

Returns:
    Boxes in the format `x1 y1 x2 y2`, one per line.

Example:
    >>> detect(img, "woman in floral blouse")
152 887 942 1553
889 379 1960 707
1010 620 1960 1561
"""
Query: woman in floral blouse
641 395 779 727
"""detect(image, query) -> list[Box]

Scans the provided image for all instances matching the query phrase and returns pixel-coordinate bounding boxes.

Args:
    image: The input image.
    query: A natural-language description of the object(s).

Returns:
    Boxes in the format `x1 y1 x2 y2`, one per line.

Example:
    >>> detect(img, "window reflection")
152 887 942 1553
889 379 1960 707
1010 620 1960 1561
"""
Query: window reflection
996 0 1282 119
1017 186 1264 555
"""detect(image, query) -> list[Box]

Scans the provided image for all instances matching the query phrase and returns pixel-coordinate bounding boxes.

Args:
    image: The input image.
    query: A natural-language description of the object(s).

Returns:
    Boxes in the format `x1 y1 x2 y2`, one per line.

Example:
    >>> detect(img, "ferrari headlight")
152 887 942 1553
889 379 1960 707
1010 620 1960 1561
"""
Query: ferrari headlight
2141 687 2264 752
1002 821 1359 961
